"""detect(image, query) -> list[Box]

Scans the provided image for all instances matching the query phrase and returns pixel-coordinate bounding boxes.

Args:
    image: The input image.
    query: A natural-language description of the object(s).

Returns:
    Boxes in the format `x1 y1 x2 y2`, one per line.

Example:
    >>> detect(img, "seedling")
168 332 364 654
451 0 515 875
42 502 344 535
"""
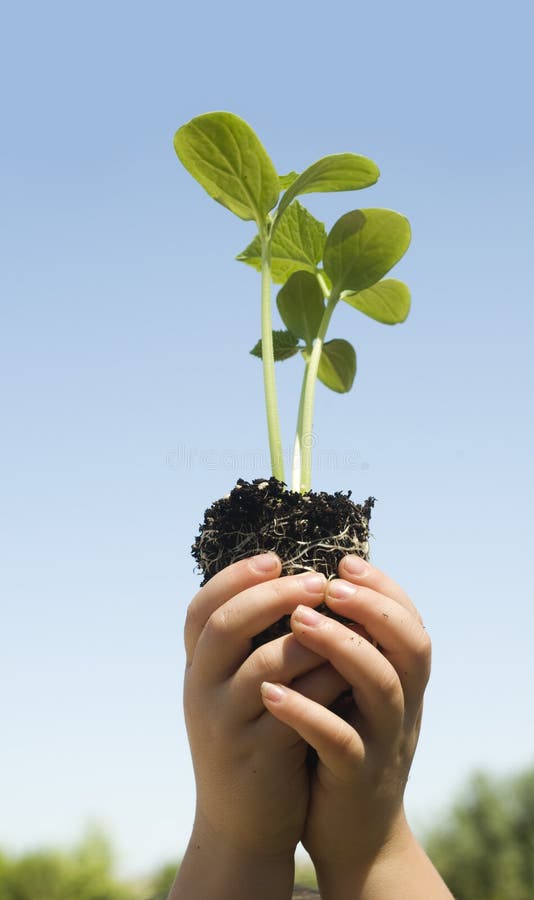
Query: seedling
174 112 411 493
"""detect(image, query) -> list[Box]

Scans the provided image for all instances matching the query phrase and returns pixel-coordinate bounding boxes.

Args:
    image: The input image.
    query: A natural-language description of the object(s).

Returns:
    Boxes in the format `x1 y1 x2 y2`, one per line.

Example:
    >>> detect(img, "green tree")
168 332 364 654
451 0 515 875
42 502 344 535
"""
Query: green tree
0 828 136 900
426 767 534 899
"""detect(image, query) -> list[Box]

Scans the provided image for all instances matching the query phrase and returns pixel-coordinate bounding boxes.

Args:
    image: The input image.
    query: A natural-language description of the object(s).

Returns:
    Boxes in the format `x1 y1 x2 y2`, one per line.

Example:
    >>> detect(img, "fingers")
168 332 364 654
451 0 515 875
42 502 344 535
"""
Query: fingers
184 553 281 665
260 682 365 778
290 605 404 740
325 579 432 706
192 571 327 684
228 633 327 721
338 555 420 620
291 661 350 710
232 640 350 724
236 652 349 747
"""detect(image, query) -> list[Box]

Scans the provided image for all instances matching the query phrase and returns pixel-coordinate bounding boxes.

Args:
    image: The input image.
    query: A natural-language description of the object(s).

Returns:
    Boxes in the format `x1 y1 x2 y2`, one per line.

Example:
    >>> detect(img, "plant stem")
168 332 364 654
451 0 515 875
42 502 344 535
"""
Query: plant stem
291 358 308 492
291 285 339 492
261 232 285 482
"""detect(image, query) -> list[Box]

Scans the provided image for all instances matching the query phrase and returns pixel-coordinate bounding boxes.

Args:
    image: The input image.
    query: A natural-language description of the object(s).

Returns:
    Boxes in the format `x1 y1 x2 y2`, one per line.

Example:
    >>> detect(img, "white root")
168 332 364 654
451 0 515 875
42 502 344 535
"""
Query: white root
194 514 372 578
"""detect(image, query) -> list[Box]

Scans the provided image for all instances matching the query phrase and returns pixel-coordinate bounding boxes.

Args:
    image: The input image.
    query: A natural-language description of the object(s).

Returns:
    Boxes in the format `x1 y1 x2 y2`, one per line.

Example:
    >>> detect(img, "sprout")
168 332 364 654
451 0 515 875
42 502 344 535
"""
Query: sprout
174 112 411 492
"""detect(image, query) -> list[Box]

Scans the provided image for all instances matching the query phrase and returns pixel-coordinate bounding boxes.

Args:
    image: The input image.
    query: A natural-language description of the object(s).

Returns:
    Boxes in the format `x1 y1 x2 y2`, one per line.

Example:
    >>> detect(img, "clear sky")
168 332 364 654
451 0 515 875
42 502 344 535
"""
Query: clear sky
1 0 533 880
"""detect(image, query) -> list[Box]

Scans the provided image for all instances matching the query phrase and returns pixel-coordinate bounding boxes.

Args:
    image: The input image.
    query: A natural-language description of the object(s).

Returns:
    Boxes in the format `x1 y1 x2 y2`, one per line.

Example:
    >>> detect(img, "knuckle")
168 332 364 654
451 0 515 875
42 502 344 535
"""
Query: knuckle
184 601 199 637
269 578 285 600
252 644 279 680
412 626 432 668
332 723 359 763
377 667 402 706
265 575 297 610
205 605 233 640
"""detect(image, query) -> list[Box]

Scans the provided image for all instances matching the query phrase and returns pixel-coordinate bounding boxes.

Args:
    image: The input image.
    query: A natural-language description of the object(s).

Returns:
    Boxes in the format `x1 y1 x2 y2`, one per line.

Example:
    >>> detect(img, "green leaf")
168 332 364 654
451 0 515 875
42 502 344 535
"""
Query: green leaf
237 201 327 284
250 329 301 361
174 112 279 225
323 209 411 294
277 271 325 348
276 154 380 223
342 278 411 324
302 339 357 393
279 171 299 189
319 339 357 392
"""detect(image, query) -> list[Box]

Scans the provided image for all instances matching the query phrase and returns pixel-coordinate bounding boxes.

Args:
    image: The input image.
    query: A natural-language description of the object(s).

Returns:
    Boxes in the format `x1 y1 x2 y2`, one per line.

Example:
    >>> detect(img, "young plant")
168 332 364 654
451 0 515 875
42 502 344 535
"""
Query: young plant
174 112 411 493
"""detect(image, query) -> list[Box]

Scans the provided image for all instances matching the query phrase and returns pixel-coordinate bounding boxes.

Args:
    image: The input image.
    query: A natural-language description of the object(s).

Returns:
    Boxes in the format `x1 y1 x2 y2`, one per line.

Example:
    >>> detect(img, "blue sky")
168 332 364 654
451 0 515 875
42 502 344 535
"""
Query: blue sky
1 0 533 879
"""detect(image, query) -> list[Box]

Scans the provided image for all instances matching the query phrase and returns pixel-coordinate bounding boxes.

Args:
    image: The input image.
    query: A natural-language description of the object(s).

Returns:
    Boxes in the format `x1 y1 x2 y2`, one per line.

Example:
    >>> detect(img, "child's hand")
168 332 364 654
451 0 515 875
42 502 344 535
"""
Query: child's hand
183 552 346 863
260 556 433 886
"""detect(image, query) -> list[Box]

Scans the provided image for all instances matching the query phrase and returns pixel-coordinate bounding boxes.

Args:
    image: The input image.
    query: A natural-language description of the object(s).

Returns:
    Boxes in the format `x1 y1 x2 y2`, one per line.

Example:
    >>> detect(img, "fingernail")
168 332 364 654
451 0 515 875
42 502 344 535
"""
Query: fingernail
251 552 279 573
299 572 326 594
328 578 359 600
342 554 369 575
293 604 326 627
261 681 286 702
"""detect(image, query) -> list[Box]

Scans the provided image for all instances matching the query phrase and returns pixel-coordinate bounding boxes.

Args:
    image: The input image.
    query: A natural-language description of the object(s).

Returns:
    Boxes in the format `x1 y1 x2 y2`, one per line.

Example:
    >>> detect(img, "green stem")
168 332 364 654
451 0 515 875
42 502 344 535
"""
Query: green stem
261 232 285 482
291 283 339 493
291 358 308 492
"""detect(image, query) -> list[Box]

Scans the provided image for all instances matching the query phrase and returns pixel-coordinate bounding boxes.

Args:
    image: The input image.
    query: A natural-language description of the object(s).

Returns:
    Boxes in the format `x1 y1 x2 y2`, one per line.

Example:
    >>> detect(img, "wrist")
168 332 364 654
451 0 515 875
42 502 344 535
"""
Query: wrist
314 815 452 900
169 817 295 900
309 806 408 881
313 811 411 899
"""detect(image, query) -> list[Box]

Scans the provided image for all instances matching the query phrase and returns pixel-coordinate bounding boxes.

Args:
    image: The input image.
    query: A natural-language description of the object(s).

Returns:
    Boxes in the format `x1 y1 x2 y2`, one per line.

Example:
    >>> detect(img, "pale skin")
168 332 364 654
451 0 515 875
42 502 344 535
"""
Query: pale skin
169 553 453 900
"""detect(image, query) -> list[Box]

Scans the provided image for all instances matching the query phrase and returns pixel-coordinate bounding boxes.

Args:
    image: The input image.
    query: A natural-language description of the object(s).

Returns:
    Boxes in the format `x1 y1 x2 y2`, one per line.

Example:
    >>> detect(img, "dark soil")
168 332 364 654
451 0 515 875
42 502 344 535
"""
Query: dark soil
192 477 374 647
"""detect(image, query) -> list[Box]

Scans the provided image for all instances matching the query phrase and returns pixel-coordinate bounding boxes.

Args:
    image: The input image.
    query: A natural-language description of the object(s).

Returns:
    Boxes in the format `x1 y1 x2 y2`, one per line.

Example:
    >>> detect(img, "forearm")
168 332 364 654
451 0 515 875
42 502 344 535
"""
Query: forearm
314 821 452 900
168 821 295 900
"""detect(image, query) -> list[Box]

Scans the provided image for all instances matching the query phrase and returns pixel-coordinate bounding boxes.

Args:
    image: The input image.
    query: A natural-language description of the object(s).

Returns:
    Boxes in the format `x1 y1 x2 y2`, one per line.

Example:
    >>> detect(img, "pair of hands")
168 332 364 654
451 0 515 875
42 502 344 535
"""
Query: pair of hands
181 551 433 896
